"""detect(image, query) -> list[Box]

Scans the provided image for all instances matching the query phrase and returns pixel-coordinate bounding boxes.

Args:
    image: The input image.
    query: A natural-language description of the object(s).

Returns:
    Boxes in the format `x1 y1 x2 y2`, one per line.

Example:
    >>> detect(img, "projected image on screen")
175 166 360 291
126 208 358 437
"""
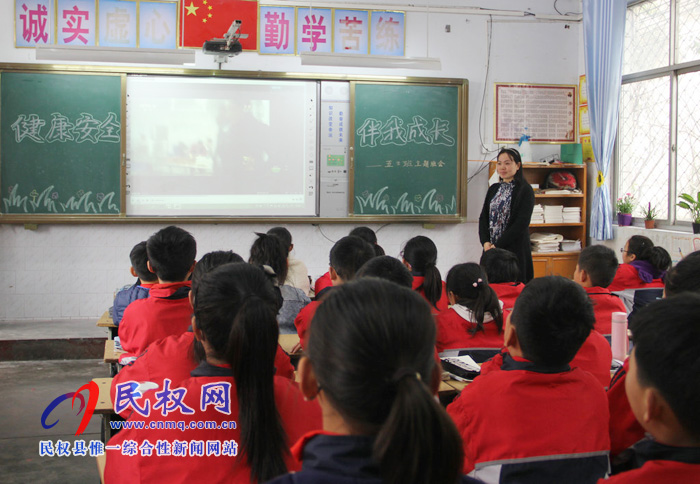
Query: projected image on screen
126 76 317 216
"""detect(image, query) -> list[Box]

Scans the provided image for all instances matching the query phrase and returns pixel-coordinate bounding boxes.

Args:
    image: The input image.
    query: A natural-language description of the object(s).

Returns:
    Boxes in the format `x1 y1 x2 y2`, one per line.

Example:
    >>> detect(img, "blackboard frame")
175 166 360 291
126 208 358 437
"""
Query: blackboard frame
0 63 468 224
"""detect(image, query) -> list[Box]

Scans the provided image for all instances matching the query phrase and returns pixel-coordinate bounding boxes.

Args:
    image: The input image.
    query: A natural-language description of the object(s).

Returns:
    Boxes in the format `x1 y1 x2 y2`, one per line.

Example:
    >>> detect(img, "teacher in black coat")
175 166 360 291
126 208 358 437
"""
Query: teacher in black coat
479 147 535 283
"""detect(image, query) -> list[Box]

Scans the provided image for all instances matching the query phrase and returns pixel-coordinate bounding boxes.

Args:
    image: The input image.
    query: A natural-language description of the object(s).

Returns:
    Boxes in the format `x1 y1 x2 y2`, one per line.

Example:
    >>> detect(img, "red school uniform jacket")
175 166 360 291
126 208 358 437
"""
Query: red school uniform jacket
490 282 525 311
118 281 193 357
447 354 610 483
570 329 613 388
110 331 295 418
435 306 507 354
599 439 700 484
105 362 323 484
313 272 331 296
412 276 449 313
294 286 333 350
607 358 646 459
585 286 628 336
607 264 664 292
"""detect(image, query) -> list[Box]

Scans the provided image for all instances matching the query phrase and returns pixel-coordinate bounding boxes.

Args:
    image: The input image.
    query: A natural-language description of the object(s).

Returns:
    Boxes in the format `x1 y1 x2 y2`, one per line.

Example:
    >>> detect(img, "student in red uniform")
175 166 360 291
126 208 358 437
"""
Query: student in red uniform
435 263 504 354
110 251 295 418
600 295 700 483
607 251 700 465
313 227 383 295
479 248 524 312
105 263 322 484
294 236 375 349
118 226 196 358
574 245 628 336
608 236 671 292
267 279 480 484
112 241 158 326
402 235 449 312
447 276 610 483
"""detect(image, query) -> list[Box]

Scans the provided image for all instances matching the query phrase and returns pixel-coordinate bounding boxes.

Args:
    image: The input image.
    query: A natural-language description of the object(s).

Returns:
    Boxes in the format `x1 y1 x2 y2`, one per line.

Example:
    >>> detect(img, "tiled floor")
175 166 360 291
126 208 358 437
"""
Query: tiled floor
0 359 109 483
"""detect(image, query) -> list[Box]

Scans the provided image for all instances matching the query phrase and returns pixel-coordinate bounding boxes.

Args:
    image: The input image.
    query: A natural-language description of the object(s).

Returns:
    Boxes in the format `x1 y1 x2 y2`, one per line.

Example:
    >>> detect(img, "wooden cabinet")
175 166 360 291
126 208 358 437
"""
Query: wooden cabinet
489 162 587 279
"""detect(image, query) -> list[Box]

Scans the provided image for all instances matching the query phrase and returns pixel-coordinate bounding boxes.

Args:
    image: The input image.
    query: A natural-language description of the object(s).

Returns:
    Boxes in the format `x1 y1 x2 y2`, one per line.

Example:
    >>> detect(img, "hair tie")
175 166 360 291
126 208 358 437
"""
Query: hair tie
472 278 483 288
260 264 279 287
391 368 421 384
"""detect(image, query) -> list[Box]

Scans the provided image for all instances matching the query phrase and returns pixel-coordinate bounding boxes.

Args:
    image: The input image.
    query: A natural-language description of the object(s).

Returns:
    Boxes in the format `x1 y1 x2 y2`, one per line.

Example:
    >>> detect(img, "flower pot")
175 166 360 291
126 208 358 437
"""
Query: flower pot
644 220 656 229
693 222 700 234
617 213 632 226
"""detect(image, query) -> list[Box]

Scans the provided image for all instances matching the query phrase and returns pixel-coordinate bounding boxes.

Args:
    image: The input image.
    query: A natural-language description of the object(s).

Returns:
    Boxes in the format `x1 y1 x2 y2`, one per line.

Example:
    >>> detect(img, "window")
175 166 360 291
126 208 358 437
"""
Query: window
618 0 700 223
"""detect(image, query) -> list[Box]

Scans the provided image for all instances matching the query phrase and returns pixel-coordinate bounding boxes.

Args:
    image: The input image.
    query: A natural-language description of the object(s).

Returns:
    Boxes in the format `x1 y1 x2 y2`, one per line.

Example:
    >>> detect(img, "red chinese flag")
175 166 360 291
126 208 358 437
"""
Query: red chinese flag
180 0 258 50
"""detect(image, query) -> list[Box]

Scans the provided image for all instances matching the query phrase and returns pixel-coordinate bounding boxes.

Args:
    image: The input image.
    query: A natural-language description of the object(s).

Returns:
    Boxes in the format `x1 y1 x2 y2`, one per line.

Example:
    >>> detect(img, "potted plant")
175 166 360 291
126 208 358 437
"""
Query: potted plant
677 192 700 234
643 202 658 229
615 193 636 226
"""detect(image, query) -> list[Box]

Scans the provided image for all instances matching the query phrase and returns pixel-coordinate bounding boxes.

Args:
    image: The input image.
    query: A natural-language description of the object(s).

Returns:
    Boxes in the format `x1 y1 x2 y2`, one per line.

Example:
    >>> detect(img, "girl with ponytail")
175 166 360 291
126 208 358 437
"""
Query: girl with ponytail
402 235 449 312
105 263 321 484
608 235 672 291
435 263 505 355
266 278 480 484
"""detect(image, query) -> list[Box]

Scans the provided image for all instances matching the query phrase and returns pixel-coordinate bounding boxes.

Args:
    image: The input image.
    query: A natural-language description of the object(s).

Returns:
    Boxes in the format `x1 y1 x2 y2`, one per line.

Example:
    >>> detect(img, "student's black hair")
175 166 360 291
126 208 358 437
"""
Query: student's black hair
626 235 672 272
356 256 413 288
402 235 443 309
577 244 619 288
446 263 503 335
349 226 377 244
266 227 292 252
664 250 700 297
146 226 197 282
192 263 288 482
511 276 594 367
630 294 700 442
191 251 245 364
329 236 376 281
249 232 288 286
497 147 525 183
129 241 156 282
307 279 463 484
479 248 520 283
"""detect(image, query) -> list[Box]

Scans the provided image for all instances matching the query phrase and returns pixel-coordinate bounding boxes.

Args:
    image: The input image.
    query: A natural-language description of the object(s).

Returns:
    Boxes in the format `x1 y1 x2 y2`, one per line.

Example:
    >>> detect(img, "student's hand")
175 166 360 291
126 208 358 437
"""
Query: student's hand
483 242 494 251
290 342 303 355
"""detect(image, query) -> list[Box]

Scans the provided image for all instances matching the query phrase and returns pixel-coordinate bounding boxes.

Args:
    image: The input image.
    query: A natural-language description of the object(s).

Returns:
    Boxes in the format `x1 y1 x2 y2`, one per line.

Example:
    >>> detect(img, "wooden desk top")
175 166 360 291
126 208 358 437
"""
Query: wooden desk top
278 333 301 355
96 310 116 328
93 377 113 414
103 340 124 364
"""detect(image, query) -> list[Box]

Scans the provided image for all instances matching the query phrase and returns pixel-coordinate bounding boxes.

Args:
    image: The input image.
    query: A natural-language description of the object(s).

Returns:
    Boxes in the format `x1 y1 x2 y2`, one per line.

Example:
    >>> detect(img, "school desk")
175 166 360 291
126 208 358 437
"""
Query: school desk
103 339 124 377
278 333 301 356
96 310 117 339
93 377 117 443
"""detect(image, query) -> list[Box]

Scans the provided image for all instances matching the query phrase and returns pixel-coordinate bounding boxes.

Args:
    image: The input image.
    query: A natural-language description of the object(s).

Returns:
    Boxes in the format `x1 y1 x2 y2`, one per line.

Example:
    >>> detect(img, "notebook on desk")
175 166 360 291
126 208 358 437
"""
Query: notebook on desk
441 355 481 382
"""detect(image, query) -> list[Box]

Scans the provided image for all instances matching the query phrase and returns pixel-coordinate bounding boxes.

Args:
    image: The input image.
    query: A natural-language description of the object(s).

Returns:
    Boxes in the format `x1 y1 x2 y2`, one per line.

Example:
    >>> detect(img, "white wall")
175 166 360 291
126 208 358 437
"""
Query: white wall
0 1 582 320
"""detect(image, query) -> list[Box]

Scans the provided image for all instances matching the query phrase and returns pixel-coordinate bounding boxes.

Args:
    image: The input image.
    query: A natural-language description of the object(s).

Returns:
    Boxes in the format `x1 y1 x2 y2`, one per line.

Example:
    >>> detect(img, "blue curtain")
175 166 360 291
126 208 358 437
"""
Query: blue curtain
583 0 627 240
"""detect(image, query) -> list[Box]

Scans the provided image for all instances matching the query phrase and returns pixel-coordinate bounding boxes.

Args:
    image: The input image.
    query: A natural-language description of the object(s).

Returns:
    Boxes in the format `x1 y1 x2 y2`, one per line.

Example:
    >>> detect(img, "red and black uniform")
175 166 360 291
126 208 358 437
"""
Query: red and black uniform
435 306 506 354
412 275 449 313
599 439 700 483
490 282 524 311
447 354 610 483
607 358 646 460
294 286 333 351
608 264 664 292
313 272 331 296
111 331 295 418
105 361 323 484
118 282 192 358
571 329 613 388
585 286 627 336
266 431 482 484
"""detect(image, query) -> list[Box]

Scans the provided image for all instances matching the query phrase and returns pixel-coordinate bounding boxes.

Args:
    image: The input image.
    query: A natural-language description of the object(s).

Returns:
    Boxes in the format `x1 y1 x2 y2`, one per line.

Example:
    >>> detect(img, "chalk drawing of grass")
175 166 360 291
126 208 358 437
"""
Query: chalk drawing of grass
2 185 118 214
355 187 456 215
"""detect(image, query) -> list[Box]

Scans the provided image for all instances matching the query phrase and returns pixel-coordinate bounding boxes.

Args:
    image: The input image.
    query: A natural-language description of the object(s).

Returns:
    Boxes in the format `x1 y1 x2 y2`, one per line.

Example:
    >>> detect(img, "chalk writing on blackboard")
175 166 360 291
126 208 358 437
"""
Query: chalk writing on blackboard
355 116 455 147
2 185 118 214
355 187 456 215
10 112 121 144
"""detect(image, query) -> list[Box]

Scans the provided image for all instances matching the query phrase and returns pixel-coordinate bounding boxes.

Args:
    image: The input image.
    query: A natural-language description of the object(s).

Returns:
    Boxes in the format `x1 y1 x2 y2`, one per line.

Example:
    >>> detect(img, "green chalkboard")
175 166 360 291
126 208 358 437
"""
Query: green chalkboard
351 82 465 217
1 71 122 215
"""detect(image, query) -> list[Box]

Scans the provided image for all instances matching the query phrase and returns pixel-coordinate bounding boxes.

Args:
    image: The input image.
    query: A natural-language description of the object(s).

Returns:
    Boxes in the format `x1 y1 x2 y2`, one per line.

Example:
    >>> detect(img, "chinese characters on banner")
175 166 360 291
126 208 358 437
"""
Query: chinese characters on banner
260 6 404 56
15 0 177 48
